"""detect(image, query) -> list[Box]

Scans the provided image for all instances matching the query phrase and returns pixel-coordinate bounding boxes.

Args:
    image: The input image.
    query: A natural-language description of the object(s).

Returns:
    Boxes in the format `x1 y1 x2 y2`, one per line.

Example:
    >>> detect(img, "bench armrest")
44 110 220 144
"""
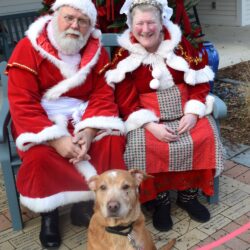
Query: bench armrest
210 94 228 119
0 100 10 143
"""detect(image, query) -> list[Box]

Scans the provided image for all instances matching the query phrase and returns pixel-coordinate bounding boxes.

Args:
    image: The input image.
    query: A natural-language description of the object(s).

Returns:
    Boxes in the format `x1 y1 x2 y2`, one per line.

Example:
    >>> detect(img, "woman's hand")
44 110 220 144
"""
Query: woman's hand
144 122 179 142
48 136 82 159
69 128 98 164
177 114 198 135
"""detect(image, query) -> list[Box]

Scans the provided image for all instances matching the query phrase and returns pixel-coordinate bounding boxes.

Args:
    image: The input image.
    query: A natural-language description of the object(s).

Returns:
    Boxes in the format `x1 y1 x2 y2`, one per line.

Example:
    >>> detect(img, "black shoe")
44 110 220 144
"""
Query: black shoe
70 201 94 227
176 198 210 223
39 209 61 249
152 192 173 232
153 202 173 231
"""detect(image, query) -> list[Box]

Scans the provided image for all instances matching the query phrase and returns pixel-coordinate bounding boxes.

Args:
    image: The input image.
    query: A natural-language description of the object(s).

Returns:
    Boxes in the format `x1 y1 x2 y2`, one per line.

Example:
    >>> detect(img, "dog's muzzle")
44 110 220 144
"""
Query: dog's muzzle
107 200 121 217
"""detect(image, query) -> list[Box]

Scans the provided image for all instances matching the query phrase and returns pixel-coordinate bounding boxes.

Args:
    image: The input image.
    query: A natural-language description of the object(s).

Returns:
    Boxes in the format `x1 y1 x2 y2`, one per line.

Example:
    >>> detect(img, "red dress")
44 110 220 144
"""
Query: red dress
105 21 224 203
7 15 126 212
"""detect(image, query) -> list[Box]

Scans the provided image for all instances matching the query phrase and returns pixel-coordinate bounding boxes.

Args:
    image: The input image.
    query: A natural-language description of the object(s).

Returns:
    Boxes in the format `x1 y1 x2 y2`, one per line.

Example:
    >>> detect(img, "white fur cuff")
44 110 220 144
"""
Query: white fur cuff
125 109 159 133
16 125 70 151
184 100 206 118
74 116 125 134
20 191 94 213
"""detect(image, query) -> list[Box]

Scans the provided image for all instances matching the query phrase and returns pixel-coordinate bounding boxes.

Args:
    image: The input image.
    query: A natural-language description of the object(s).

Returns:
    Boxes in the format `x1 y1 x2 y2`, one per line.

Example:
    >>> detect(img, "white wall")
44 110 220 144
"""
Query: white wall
198 0 250 26
242 0 250 25
197 0 238 26
0 0 42 15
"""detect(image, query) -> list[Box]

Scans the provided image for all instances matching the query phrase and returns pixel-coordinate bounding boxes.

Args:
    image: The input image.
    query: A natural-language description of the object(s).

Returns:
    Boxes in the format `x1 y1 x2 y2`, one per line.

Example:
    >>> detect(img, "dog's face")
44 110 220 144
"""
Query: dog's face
88 169 146 219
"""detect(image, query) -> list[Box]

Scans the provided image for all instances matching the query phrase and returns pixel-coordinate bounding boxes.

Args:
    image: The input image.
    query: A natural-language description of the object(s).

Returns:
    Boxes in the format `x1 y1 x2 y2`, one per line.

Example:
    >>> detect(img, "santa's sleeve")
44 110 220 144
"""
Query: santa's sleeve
74 47 125 134
175 36 215 117
7 39 69 152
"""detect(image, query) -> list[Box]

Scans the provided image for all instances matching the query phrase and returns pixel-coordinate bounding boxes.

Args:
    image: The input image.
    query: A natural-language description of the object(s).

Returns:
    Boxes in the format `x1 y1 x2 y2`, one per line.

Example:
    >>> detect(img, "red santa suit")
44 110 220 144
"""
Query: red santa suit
7 15 126 213
105 21 225 203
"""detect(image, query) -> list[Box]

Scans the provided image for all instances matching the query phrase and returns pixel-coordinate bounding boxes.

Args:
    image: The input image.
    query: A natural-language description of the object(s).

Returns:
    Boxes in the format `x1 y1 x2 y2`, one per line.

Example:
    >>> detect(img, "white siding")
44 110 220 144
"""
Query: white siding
197 0 238 26
0 0 42 15
242 0 250 25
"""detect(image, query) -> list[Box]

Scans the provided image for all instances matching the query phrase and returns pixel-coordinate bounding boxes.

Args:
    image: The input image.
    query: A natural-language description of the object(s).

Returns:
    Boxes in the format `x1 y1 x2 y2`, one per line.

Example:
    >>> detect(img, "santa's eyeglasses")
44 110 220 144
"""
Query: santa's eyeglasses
63 15 90 28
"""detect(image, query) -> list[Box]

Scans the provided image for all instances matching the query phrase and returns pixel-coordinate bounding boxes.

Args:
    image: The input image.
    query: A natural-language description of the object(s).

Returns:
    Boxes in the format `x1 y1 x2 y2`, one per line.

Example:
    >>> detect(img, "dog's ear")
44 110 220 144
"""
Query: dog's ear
129 169 154 186
88 175 99 191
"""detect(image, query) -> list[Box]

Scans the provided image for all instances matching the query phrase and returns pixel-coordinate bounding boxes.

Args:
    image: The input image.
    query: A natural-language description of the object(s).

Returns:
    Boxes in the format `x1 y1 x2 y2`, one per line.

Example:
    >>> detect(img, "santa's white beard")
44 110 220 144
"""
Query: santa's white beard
51 17 91 55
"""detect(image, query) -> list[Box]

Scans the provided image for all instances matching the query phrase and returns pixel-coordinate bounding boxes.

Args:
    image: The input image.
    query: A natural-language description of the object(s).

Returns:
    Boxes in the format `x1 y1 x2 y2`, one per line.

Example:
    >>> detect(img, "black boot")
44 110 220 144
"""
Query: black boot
39 209 61 249
176 189 210 223
70 201 94 227
152 191 173 232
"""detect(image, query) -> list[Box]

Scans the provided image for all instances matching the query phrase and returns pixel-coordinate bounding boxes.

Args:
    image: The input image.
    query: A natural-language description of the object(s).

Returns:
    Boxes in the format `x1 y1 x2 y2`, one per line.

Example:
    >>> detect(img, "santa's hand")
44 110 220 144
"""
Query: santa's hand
48 136 82 159
72 128 97 160
69 152 91 164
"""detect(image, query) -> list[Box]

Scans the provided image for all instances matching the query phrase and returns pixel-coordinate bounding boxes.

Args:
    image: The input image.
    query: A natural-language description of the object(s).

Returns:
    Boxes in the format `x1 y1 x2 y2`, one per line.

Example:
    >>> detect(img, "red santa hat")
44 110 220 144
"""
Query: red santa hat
51 0 97 27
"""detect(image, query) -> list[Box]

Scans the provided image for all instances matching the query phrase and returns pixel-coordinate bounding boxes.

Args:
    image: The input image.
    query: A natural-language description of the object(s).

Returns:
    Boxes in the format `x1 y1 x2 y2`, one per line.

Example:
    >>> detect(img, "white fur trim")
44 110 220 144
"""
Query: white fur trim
152 67 162 79
184 100 206 118
106 21 214 88
205 94 215 115
125 109 159 133
44 44 100 100
20 191 94 213
166 53 189 72
92 29 101 39
16 124 70 152
26 16 101 99
184 66 215 85
75 161 97 181
51 0 97 27
74 116 125 134
150 79 160 89
105 53 143 85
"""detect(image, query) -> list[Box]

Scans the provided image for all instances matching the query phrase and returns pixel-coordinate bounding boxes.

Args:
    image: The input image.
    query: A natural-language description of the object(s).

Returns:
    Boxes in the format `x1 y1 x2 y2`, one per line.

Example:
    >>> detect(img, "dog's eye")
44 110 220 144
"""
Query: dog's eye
100 184 107 191
122 184 130 190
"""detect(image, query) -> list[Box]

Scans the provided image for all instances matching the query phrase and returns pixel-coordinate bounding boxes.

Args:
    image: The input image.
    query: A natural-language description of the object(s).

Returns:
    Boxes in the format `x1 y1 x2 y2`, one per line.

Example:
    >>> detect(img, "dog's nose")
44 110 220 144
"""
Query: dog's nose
107 201 120 215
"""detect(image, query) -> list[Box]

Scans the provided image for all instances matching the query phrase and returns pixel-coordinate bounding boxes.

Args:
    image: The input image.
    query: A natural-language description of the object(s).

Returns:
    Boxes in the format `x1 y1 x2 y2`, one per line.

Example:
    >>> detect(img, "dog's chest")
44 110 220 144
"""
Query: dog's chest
109 233 144 250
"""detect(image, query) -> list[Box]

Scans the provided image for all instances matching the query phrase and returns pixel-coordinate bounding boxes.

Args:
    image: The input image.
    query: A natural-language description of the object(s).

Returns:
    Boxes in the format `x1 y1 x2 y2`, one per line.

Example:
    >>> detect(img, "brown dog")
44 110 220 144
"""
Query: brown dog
87 169 175 250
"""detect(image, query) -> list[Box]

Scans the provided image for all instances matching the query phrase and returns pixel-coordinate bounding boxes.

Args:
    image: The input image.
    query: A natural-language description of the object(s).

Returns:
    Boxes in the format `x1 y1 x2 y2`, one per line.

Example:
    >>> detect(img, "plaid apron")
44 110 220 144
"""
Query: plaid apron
124 85 224 176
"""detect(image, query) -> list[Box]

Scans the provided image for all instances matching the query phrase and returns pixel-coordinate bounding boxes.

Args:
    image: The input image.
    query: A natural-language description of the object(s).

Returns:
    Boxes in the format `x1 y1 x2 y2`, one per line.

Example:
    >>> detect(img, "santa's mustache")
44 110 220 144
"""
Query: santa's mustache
63 29 82 38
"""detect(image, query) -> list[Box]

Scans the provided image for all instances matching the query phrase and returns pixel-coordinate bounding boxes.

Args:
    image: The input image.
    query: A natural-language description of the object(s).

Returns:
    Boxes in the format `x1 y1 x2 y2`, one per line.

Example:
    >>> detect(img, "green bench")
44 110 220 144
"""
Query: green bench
0 11 39 60
0 33 227 231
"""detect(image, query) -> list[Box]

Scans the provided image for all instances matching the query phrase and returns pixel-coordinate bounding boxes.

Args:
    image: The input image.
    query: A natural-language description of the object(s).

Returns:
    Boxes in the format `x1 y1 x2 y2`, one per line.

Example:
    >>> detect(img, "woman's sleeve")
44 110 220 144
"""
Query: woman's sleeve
176 36 215 117
115 75 159 133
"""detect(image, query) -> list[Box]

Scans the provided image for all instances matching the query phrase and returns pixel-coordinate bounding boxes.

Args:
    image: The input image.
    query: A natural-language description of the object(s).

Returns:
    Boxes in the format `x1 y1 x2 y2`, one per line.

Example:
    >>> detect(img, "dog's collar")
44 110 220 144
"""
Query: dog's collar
105 223 134 236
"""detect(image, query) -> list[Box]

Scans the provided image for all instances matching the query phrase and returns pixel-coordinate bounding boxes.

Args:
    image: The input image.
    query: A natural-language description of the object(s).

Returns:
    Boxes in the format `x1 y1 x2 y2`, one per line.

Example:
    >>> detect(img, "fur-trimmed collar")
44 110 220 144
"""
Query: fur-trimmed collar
105 21 214 89
25 15 102 100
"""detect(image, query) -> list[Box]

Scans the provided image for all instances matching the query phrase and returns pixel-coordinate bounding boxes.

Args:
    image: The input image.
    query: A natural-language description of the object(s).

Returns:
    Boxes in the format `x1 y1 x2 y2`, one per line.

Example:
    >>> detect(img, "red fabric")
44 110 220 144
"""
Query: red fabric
139 92 217 173
7 21 126 208
17 136 126 199
190 118 216 170
7 26 119 140
174 0 192 35
114 32 218 203
115 64 210 120
146 129 170 173
139 170 215 203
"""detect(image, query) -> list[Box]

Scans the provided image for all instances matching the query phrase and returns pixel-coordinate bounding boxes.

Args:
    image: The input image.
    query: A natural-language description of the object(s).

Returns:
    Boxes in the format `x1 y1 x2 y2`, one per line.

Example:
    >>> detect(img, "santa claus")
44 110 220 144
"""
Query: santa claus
7 0 126 248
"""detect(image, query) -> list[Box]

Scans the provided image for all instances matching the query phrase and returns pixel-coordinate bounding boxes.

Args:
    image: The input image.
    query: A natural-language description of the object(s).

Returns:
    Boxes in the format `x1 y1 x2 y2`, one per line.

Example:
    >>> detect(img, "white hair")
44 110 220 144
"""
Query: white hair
130 4 163 25
51 10 91 55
